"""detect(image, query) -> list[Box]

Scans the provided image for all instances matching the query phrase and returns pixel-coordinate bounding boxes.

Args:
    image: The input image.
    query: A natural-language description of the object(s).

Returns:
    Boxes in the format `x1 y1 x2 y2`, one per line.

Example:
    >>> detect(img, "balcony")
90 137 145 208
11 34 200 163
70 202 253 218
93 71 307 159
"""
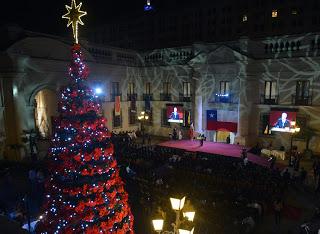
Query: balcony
143 94 153 101
211 93 236 104
160 93 172 101
260 95 279 105
111 93 122 102
127 93 138 101
291 95 312 106
179 93 192 102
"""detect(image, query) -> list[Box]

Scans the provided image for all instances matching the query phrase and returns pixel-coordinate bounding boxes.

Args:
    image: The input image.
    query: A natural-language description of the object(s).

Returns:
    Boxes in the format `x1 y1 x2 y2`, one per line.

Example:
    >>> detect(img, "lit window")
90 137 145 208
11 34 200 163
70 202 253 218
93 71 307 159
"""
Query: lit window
272 10 278 18
242 15 248 22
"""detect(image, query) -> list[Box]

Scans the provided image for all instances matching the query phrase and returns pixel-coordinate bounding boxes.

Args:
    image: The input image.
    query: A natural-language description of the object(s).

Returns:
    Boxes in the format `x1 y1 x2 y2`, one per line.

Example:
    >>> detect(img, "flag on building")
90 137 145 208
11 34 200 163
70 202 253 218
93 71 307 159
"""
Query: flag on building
184 110 191 127
207 109 238 132
115 96 121 116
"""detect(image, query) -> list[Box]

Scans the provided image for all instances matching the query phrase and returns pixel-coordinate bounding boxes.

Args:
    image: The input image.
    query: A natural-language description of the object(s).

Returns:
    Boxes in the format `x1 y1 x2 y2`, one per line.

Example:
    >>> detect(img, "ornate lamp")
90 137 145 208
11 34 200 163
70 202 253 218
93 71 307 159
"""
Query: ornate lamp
182 200 195 222
178 224 195 234
178 219 195 234
152 219 164 233
170 196 186 211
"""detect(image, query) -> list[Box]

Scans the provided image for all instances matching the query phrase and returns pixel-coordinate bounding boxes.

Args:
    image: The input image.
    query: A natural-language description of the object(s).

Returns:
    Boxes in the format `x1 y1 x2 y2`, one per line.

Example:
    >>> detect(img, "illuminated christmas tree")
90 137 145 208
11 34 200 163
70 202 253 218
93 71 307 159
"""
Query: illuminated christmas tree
36 1 134 233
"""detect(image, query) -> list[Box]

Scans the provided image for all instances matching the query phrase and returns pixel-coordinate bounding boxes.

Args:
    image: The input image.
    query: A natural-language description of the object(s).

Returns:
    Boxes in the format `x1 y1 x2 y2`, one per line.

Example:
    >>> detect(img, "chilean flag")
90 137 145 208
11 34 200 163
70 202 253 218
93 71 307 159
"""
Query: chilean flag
207 110 238 132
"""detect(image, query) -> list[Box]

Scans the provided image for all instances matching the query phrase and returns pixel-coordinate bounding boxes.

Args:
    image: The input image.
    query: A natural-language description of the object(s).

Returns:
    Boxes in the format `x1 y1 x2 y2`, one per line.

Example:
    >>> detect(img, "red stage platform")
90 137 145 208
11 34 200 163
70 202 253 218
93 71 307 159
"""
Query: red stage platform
158 140 272 168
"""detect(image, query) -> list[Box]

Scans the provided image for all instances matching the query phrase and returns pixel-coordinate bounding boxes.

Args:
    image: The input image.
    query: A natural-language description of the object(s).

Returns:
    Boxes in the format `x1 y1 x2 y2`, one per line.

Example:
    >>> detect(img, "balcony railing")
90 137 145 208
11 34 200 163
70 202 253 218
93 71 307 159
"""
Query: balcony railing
260 95 279 105
291 95 312 106
111 93 122 102
179 93 192 102
160 93 172 101
127 93 138 101
211 93 236 104
143 94 153 101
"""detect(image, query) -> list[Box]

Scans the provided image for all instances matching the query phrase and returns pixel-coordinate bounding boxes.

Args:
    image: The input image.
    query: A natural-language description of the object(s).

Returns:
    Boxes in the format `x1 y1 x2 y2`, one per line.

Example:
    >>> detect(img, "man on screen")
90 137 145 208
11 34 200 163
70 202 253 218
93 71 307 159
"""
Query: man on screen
169 107 180 120
274 112 290 128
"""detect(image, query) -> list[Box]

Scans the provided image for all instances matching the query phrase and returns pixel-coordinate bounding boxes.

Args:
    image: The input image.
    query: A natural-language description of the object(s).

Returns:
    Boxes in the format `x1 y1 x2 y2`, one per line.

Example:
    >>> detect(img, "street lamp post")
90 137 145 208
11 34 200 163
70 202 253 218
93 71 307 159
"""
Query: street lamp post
138 111 149 144
152 196 195 234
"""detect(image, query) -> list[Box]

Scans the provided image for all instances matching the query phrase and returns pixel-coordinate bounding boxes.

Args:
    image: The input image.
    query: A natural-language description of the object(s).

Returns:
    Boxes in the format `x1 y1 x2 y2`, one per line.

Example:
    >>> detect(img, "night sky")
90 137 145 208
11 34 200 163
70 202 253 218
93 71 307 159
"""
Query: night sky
0 0 145 35
0 0 194 36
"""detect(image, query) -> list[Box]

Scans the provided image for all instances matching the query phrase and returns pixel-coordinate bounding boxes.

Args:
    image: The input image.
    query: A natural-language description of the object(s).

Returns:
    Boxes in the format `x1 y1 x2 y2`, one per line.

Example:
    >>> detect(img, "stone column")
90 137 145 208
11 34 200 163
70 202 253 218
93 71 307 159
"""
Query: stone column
192 74 203 133
2 74 22 160
236 73 259 146
236 76 249 145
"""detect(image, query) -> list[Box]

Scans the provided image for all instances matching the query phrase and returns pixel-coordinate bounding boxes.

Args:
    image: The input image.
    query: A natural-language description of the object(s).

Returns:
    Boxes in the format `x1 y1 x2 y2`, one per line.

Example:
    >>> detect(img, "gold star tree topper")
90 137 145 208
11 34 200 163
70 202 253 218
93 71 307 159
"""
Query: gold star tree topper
62 0 87 44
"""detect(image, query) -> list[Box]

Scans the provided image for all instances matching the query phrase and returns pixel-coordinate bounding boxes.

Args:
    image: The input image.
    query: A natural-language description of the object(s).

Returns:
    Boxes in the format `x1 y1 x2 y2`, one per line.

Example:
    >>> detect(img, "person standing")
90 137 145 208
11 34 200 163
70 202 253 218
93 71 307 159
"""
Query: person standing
269 156 276 170
189 122 194 141
147 134 151 145
273 198 283 225
299 167 307 185
241 148 247 160
294 150 302 171
226 136 230 144
312 159 319 181
200 134 204 147
178 130 182 140
172 128 177 140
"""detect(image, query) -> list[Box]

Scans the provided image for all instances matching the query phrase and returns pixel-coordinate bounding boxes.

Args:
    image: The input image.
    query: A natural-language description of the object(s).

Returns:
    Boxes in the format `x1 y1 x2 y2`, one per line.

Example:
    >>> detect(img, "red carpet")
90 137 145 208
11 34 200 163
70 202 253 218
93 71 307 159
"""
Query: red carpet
158 140 272 168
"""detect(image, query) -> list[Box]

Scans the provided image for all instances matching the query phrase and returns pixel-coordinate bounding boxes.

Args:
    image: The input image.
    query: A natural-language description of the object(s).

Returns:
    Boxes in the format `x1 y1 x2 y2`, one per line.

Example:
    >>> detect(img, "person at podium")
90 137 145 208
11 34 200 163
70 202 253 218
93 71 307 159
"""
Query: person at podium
169 107 180 120
273 112 290 129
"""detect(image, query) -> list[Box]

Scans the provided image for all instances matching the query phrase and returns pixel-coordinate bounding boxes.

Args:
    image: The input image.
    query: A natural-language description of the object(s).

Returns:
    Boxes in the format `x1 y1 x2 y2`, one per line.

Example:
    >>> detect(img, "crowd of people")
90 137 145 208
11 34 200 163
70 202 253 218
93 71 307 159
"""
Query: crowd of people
111 136 299 233
0 130 320 233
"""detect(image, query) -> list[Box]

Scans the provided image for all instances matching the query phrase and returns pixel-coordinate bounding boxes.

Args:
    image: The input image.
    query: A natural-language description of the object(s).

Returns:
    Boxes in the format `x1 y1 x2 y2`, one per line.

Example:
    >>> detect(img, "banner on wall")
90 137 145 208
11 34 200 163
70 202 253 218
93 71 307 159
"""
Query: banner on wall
184 110 191 127
115 96 121 116
207 109 238 132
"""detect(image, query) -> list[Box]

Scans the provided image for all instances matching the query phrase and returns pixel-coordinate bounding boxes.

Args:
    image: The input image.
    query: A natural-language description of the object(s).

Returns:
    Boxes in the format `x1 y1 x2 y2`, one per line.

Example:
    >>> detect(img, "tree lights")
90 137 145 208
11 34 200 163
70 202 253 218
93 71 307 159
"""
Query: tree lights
36 7 134 232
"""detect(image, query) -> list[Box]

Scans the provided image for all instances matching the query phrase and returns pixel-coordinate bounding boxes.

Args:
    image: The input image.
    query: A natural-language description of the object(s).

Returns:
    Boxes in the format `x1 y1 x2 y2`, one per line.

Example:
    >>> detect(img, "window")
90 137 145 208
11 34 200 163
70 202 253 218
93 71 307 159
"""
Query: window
128 82 135 94
296 81 310 99
183 82 191 97
163 82 170 94
296 81 310 98
242 15 248 22
112 82 120 95
113 109 122 128
263 81 277 104
294 81 311 105
129 107 137 125
219 81 230 95
272 10 278 18
145 82 151 95
264 81 277 99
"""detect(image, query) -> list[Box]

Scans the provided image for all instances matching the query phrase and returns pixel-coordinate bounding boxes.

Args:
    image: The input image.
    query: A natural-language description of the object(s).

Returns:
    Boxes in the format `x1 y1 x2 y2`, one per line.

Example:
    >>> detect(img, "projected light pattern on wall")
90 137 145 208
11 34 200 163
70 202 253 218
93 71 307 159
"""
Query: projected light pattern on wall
4 33 320 154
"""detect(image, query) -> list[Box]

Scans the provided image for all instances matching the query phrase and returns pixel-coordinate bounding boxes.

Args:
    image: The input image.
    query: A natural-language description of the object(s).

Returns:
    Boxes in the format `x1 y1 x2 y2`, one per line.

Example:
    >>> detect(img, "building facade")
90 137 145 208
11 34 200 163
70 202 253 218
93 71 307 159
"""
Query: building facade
89 0 320 50
1 28 320 160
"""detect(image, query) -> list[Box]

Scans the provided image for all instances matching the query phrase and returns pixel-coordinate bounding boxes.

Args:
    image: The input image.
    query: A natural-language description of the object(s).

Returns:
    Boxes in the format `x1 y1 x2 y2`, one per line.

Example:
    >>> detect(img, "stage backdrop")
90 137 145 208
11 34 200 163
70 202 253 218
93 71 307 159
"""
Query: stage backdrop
207 110 238 132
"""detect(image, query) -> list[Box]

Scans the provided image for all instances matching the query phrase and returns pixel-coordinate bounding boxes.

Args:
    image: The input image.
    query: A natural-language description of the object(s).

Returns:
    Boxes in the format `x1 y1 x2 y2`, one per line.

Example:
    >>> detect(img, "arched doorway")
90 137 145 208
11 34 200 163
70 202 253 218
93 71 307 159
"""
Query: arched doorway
34 89 58 139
